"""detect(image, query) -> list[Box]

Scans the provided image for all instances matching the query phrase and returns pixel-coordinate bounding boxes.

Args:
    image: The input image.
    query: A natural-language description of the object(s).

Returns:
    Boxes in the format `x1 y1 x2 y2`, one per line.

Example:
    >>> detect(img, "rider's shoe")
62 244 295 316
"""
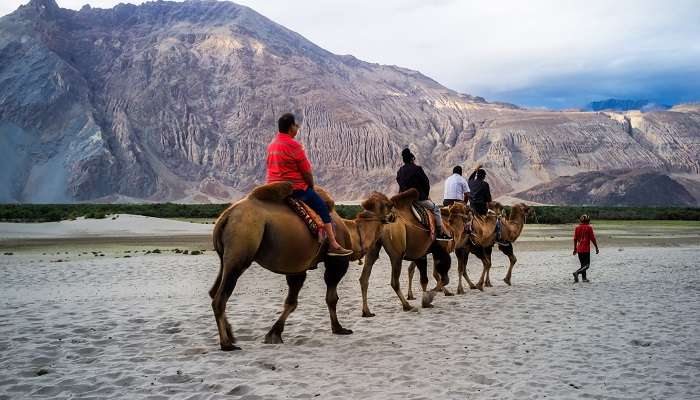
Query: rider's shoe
327 246 353 257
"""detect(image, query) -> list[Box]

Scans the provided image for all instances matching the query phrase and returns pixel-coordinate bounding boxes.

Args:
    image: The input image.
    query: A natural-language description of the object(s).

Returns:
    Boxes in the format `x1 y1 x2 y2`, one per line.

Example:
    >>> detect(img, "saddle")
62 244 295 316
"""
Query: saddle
469 208 509 246
285 197 326 243
250 182 328 243
410 201 436 241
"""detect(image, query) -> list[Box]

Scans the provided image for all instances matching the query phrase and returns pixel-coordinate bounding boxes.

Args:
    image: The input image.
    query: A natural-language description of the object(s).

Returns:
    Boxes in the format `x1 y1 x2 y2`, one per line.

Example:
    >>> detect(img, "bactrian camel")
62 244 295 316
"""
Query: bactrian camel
359 189 469 316
408 202 534 295
210 182 396 351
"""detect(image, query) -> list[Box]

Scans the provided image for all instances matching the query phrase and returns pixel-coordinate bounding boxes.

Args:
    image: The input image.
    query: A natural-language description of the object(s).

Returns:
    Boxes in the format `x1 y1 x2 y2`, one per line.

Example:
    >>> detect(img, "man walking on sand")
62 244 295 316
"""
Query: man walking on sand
572 214 599 283
267 113 353 256
443 165 470 207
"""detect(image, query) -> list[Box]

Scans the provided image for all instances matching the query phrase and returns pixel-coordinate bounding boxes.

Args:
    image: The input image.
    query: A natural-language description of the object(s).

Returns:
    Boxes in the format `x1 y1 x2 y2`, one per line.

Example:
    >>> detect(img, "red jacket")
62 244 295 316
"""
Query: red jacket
574 223 597 253
266 133 312 191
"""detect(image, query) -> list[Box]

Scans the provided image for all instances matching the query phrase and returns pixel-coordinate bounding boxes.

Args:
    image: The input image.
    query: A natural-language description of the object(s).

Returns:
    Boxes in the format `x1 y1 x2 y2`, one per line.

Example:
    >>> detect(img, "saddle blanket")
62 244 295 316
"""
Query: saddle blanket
285 197 326 242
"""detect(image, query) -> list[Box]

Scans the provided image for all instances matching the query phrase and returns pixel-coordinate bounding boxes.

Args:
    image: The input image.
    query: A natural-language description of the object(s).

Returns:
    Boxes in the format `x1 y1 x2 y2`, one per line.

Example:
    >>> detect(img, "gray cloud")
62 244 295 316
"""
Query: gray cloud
2 0 699 108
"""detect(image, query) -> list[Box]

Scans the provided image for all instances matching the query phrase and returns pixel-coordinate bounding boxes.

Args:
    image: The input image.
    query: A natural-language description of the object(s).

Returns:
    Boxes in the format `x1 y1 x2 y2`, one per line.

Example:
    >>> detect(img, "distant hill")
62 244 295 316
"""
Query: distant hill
585 99 670 112
514 170 697 206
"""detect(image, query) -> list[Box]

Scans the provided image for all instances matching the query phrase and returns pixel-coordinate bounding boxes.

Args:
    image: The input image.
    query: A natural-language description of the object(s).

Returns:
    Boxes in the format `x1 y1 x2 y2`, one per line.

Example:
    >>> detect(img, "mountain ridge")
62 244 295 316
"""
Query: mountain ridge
1 0 699 205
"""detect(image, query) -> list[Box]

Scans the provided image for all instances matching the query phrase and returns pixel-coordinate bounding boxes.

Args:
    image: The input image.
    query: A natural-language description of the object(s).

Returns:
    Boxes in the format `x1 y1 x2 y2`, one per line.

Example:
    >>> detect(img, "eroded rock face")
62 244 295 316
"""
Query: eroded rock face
1 0 699 204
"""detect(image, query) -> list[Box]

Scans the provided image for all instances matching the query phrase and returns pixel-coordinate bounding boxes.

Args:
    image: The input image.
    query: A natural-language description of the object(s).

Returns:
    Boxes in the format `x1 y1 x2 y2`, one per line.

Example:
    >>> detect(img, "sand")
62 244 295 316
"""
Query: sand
1 217 699 399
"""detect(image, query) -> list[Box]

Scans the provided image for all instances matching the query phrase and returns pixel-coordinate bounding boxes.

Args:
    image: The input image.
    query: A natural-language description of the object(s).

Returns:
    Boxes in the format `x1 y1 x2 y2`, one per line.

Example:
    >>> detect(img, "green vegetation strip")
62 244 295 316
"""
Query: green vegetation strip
0 204 698 224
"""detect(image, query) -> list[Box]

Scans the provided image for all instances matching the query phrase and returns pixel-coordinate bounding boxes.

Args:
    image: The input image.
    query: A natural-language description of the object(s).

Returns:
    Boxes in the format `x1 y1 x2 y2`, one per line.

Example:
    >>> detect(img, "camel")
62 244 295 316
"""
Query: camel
407 202 534 295
210 182 396 351
359 189 470 316
478 202 534 287
406 202 472 299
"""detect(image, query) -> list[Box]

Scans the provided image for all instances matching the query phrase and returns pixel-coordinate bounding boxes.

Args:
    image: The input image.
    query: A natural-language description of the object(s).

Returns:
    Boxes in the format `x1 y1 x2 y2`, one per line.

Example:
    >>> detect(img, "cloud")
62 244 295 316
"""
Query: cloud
2 0 699 108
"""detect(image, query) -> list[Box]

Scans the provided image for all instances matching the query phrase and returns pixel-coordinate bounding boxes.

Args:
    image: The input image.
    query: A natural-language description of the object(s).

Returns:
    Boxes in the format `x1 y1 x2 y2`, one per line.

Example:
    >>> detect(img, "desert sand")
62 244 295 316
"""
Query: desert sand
1 216 699 399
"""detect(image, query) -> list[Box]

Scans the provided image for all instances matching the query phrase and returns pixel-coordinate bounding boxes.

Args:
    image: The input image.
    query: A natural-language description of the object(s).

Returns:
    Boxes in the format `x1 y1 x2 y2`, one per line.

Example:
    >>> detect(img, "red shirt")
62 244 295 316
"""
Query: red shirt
574 223 597 253
266 133 312 191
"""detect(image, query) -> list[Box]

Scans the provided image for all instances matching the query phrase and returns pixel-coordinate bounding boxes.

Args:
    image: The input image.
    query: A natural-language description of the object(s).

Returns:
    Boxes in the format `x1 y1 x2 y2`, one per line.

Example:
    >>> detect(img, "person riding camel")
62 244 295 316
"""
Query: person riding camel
266 113 353 256
467 164 492 216
396 148 451 241
443 165 470 207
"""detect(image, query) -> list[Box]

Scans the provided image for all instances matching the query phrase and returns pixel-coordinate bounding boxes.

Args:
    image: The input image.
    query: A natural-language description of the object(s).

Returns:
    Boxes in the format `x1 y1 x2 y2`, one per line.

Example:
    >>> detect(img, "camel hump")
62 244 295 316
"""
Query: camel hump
248 182 335 211
390 189 419 208
250 182 294 202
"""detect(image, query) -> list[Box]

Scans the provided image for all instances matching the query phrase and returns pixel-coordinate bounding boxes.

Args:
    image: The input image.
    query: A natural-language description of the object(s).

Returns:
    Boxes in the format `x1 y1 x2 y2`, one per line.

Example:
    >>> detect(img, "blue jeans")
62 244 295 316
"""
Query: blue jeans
292 187 332 223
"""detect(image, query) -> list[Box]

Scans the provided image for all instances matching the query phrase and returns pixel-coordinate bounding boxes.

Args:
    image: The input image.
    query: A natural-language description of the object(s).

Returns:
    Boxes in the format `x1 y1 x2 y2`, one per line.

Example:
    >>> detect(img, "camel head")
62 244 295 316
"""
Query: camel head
444 202 473 247
361 191 397 224
512 203 535 222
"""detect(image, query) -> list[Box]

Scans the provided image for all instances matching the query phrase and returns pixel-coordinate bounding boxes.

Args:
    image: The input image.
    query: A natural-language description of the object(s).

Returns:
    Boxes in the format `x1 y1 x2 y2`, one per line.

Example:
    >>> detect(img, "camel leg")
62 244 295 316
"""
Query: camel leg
500 244 517 286
360 242 381 317
432 245 453 296
212 256 251 351
324 256 353 335
407 261 417 300
463 254 477 291
264 273 306 344
456 247 468 294
485 265 493 288
415 257 429 293
414 257 435 308
474 246 492 291
389 257 414 312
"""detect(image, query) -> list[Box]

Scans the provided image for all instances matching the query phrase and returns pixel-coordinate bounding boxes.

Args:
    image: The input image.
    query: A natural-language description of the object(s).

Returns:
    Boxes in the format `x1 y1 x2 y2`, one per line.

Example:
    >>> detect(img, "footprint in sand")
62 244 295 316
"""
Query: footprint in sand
227 384 253 396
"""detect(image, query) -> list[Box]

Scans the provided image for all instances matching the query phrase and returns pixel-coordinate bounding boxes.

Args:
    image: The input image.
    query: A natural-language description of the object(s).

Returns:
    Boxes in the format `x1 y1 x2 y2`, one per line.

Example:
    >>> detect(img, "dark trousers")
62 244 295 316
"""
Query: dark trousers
472 202 488 216
292 187 332 223
574 252 590 280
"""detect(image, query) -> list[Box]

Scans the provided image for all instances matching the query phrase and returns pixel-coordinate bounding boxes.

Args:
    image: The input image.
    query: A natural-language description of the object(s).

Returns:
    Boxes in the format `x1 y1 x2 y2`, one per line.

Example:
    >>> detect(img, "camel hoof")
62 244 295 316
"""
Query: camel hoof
503 278 511 286
422 291 436 308
220 343 242 351
444 289 454 297
457 287 465 295
333 327 353 335
263 334 283 345
362 311 375 318
403 304 417 312
477 285 484 292
469 285 477 290
407 294 416 300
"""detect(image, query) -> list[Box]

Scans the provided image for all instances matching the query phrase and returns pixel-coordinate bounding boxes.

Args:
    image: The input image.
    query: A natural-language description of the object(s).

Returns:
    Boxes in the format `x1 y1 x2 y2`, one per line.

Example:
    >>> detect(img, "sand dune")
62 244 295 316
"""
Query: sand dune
1 236 699 399
0 214 211 240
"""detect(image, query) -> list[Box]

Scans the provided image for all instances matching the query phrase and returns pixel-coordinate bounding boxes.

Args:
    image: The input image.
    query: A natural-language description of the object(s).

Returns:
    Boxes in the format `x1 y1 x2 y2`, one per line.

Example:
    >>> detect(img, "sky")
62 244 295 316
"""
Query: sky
2 0 699 109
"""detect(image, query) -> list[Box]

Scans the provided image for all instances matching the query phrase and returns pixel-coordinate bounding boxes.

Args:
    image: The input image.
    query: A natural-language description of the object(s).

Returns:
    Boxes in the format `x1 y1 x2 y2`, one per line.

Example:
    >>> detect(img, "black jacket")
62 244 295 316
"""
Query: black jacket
397 163 430 201
468 171 492 204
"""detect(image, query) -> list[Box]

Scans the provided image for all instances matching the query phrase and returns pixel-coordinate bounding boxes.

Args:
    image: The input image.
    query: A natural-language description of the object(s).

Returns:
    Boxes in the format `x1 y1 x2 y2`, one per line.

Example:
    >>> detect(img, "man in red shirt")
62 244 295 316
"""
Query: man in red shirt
572 214 599 283
267 113 353 256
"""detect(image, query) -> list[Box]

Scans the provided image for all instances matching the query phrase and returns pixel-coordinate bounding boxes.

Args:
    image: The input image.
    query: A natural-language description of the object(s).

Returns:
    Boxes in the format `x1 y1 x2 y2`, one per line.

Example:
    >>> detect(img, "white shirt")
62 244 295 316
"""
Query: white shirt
443 173 470 201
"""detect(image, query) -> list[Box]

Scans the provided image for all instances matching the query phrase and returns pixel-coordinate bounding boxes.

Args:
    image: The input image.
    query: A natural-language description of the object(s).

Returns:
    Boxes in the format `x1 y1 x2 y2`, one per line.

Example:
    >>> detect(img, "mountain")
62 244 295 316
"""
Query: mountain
585 99 671 112
513 169 698 206
1 0 699 205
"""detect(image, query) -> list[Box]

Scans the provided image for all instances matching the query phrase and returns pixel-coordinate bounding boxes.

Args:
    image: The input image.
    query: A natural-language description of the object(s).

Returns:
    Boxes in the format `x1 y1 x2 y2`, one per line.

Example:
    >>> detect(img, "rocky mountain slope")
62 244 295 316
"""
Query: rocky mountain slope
1 0 699 204
513 169 697 206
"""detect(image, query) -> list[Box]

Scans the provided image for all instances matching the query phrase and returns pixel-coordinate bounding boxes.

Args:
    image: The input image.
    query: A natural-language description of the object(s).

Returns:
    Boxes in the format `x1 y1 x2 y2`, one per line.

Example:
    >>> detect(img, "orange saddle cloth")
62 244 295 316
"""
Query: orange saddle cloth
285 197 326 242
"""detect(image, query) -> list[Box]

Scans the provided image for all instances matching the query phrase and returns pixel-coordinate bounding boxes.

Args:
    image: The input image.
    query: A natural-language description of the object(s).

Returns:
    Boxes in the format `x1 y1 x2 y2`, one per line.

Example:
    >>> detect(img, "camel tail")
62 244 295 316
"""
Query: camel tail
210 206 233 298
